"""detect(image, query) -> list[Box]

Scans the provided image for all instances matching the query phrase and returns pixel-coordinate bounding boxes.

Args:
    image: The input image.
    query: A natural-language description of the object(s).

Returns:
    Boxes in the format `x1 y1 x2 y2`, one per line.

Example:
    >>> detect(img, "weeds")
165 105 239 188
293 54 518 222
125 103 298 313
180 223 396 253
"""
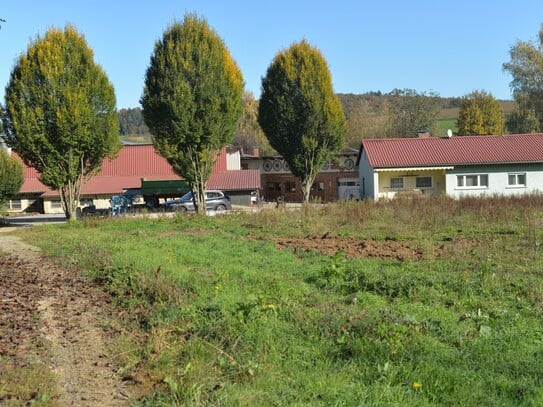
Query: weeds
16 195 543 405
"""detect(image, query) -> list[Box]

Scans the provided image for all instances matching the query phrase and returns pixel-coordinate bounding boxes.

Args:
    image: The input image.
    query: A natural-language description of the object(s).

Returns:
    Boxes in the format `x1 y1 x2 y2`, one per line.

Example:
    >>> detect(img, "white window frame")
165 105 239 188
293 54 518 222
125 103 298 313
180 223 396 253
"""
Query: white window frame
415 176 433 189
507 173 526 188
456 174 489 189
390 177 404 190
9 199 22 210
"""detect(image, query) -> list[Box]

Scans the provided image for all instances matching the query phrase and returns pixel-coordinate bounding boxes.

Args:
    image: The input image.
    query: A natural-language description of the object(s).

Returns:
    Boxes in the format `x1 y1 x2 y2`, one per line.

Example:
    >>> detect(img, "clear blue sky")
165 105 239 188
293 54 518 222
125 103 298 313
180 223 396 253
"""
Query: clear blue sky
2 1 542 108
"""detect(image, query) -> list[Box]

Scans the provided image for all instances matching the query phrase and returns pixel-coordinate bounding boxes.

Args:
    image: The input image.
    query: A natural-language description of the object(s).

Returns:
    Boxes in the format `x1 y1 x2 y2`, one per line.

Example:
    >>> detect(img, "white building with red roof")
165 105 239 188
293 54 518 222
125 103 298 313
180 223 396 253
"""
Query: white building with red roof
10 144 261 213
356 133 543 200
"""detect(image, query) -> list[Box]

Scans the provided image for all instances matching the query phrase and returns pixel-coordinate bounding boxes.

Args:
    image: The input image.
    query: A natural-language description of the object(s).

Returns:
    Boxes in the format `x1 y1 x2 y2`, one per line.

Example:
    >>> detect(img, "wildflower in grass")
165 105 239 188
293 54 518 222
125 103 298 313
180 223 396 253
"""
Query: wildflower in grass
214 284 221 291
412 381 421 391
261 304 277 312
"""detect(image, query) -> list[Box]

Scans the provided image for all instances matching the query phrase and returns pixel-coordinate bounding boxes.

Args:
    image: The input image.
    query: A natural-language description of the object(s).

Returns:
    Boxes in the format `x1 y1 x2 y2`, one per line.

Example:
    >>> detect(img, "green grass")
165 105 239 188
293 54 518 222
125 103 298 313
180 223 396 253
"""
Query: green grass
436 118 457 136
0 361 57 406
17 196 543 406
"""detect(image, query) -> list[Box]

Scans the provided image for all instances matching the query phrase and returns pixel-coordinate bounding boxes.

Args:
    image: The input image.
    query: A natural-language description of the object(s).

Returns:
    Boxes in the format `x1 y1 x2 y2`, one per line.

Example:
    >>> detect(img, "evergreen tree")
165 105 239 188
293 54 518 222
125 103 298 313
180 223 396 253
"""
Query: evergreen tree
1 25 120 219
258 40 346 202
141 14 243 214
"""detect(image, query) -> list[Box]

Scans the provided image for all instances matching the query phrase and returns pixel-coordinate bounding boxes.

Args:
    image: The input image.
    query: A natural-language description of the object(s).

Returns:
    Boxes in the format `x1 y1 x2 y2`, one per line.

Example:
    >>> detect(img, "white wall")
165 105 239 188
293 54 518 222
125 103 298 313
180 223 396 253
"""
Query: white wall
446 164 543 198
226 150 241 170
358 151 376 200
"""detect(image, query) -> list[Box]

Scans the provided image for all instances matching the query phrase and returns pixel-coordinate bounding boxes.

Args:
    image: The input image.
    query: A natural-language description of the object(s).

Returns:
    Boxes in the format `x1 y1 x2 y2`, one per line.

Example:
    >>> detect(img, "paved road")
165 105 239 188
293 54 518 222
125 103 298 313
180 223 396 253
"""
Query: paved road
1 214 67 227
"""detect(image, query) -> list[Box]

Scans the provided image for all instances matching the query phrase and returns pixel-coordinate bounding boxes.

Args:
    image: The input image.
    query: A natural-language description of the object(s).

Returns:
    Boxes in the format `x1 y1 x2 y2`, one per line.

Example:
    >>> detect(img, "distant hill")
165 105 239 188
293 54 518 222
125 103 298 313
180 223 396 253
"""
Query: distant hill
117 95 518 147
118 107 152 144
337 93 517 143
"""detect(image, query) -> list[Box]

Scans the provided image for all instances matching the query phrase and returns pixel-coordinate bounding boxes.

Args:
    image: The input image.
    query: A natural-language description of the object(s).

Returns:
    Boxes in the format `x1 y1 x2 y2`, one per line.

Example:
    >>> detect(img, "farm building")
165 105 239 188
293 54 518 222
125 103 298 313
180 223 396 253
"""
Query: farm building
357 133 543 200
241 147 360 203
7 144 261 214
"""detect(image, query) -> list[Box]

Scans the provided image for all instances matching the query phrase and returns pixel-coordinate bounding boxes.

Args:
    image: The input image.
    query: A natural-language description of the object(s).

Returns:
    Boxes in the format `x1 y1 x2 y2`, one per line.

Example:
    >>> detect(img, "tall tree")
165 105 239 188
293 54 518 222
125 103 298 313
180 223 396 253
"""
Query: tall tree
0 149 23 209
141 14 243 214
457 90 504 135
385 88 441 137
1 25 120 220
258 40 346 202
506 106 540 134
503 24 543 132
233 92 274 155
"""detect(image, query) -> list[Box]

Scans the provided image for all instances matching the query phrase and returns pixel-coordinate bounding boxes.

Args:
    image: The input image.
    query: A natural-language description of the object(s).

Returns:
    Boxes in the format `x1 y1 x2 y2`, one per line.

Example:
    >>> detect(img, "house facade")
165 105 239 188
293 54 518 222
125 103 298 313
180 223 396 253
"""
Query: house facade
357 133 543 200
241 148 360 203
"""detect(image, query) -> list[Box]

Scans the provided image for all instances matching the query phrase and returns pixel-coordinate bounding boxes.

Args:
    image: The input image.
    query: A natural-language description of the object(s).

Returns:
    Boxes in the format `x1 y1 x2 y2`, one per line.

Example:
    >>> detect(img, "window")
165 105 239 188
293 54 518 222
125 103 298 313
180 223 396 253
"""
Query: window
311 182 325 192
286 182 296 192
508 173 526 187
415 176 432 189
9 199 21 210
267 182 281 191
456 174 488 188
390 177 404 190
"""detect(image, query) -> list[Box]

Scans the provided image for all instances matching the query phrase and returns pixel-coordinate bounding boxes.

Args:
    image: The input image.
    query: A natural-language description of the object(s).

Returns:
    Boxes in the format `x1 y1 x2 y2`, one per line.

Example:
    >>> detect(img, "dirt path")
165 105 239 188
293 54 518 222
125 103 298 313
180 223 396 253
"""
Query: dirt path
0 229 135 405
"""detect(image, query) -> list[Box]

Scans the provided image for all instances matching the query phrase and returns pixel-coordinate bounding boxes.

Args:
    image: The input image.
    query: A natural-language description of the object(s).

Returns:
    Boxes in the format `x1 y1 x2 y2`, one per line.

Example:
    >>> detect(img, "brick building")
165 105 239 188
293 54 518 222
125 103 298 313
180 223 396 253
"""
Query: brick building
241 147 360 203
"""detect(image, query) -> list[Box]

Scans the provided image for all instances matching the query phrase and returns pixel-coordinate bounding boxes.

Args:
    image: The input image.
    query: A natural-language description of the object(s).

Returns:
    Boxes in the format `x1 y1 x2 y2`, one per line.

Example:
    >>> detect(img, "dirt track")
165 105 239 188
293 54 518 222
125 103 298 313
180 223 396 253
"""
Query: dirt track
0 229 135 405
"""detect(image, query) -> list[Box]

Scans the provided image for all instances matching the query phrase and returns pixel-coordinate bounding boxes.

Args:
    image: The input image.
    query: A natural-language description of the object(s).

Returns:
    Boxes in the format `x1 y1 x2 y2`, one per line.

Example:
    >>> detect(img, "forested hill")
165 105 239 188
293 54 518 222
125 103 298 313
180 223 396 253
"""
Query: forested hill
117 95 517 147
118 108 151 144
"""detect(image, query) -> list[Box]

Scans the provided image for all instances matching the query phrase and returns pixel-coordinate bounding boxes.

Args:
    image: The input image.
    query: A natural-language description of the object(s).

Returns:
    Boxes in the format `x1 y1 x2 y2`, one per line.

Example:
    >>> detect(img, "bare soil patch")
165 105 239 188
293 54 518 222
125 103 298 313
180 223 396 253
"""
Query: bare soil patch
271 234 423 261
0 231 136 405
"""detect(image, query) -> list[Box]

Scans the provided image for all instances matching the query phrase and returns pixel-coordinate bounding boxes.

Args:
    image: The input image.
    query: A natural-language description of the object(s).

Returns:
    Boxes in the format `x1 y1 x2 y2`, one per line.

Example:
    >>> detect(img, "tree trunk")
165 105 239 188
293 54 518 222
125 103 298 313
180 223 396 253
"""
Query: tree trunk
300 170 318 203
59 175 83 221
301 180 312 203
195 179 206 215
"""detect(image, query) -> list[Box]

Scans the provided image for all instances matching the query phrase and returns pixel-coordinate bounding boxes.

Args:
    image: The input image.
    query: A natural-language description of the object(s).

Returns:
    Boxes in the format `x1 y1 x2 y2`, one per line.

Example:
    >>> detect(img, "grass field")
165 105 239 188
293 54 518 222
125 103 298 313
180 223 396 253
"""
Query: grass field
17 196 543 406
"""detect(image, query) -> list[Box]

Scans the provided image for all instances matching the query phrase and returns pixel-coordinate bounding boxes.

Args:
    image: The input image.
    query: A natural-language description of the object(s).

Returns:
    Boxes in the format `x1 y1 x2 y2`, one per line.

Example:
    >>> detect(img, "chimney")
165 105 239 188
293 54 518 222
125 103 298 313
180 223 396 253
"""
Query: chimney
252 147 260 158
417 130 430 138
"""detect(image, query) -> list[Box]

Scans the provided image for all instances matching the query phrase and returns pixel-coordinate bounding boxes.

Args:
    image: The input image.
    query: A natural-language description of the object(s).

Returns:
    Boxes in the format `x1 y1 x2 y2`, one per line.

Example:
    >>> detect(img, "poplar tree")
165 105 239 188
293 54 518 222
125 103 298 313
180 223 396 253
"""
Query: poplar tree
258 40 346 202
1 25 120 219
141 14 244 214
457 90 504 136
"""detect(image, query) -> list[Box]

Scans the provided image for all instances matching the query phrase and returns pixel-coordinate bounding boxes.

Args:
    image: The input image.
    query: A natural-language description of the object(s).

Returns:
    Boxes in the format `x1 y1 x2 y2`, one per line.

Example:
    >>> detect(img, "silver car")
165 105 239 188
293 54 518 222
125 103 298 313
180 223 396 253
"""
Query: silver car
162 190 232 212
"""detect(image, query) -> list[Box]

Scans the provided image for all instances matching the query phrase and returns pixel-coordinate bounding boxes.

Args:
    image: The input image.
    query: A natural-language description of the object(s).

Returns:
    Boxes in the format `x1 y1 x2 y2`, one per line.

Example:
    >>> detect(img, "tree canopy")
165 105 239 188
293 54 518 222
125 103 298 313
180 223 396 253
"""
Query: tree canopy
258 39 346 202
457 90 504 136
141 14 243 214
0 149 23 209
1 25 120 219
118 107 150 137
233 92 274 156
503 24 543 132
385 88 441 137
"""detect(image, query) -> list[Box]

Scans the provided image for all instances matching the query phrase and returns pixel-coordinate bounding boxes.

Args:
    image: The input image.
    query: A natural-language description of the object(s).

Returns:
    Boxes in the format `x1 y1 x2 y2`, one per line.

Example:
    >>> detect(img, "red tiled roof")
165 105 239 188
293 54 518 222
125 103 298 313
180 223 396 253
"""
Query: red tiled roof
101 145 179 177
208 170 261 190
20 178 51 194
17 144 257 196
359 133 543 168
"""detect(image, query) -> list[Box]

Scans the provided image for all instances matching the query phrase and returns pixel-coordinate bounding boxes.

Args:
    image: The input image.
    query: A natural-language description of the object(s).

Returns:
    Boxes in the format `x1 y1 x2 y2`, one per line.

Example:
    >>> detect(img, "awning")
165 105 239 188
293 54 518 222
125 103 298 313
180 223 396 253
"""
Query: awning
375 166 454 172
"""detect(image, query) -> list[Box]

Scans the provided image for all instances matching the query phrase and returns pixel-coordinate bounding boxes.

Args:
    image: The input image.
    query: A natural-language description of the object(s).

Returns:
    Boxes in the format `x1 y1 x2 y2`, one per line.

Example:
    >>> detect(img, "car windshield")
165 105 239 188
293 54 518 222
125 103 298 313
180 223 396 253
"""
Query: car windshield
180 191 194 200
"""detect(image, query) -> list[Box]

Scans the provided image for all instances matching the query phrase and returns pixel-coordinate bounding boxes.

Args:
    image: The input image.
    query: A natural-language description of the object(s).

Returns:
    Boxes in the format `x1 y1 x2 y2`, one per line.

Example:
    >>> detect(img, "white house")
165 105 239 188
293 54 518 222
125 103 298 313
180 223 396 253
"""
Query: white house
356 133 543 200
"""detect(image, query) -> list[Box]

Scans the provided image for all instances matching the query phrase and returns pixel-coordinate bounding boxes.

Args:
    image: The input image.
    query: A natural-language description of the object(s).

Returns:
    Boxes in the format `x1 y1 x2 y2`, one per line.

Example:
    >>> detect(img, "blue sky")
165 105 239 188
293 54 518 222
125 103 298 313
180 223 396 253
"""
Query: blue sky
1 1 542 108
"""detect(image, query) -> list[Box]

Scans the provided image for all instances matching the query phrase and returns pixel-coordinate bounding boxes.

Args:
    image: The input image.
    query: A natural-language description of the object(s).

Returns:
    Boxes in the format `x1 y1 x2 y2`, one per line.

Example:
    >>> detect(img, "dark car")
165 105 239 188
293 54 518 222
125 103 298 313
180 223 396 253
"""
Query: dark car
161 190 232 212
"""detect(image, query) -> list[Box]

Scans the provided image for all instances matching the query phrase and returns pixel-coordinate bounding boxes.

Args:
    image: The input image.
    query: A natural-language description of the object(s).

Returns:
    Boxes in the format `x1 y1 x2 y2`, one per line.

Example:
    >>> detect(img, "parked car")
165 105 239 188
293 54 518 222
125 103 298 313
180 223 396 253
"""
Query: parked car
161 190 232 212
